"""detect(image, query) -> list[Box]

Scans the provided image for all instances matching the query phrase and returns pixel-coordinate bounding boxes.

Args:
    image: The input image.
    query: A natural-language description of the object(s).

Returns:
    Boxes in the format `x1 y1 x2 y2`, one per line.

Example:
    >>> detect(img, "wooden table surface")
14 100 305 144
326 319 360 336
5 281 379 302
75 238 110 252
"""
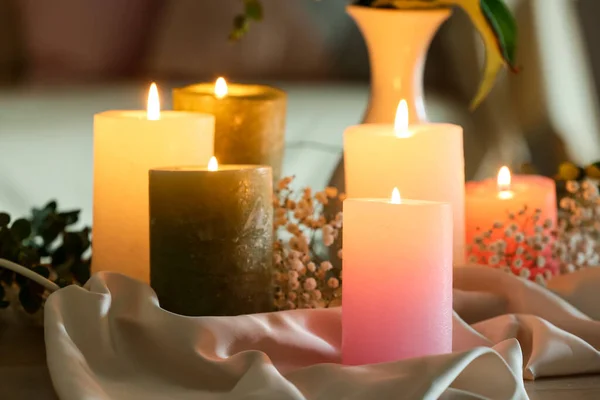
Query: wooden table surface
2 309 600 400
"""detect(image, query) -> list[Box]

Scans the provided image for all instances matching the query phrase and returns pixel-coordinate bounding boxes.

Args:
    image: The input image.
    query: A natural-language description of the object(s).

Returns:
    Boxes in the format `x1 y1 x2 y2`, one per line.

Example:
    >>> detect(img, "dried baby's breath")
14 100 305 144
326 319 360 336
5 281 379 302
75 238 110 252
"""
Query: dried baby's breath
273 176 343 310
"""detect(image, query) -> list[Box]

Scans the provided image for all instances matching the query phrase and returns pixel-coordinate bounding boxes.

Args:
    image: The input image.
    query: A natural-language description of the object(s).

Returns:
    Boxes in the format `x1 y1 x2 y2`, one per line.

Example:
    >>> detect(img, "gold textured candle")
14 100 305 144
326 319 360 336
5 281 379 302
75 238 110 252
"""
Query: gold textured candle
173 78 286 180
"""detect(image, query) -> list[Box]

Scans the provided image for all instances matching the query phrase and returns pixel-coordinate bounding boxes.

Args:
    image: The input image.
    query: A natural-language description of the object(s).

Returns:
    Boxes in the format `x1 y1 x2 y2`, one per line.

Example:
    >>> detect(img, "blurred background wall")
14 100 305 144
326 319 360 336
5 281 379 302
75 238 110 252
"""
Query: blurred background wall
0 0 599 179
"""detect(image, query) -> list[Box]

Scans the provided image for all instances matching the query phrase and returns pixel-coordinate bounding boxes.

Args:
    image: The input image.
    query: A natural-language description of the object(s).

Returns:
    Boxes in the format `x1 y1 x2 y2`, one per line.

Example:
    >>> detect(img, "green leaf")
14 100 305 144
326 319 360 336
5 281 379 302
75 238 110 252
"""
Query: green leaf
40 217 66 247
18 247 40 268
71 261 91 285
0 233 20 263
80 227 92 252
245 0 263 21
0 213 10 227
51 246 68 268
452 0 510 110
62 230 91 256
44 201 58 213
229 15 249 41
11 218 31 241
58 210 81 226
19 285 43 314
31 203 55 234
54 277 71 289
32 265 50 279
481 0 517 69
230 0 264 40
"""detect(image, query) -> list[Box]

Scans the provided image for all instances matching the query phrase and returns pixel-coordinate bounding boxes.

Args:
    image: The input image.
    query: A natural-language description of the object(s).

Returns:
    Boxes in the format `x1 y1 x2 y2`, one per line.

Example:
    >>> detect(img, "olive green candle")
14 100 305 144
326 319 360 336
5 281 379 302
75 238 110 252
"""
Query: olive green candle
172 79 286 181
149 161 273 316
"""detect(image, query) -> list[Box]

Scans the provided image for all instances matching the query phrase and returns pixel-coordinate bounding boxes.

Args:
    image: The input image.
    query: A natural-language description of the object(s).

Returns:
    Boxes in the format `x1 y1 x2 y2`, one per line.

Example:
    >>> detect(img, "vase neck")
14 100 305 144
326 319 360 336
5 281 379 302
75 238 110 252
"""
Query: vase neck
348 7 451 124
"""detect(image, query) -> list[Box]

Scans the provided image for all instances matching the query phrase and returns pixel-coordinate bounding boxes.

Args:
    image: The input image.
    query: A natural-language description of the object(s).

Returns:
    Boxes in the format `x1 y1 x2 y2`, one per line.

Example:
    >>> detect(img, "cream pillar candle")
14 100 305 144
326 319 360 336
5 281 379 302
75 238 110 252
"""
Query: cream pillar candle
344 101 465 264
465 167 557 247
93 83 215 283
342 188 453 365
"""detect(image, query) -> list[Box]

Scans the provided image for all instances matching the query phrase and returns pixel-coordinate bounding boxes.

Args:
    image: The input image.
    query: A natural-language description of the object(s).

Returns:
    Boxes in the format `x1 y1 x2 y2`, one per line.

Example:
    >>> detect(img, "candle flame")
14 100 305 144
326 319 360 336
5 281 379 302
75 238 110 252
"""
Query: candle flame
147 83 160 121
394 100 411 138
497 166 511 192
208 156 218 171
391 187 401 204
215 77 228 99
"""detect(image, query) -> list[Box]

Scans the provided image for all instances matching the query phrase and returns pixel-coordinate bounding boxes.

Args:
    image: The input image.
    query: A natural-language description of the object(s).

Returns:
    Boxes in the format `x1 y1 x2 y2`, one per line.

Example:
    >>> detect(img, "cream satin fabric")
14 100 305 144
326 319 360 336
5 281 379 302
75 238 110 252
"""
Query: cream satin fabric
44 266 600 400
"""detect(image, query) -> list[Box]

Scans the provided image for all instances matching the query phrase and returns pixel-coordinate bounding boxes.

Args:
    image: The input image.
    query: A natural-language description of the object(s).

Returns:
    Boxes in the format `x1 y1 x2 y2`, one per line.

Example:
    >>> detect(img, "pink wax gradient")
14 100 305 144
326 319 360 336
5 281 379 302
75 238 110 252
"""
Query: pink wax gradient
465 175 557 246
342 198 453 366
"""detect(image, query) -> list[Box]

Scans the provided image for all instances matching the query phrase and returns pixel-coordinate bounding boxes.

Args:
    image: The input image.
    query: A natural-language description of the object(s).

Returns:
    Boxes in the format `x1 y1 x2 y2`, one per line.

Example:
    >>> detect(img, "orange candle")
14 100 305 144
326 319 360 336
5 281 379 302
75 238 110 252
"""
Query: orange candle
93 83 215 283
344 100 465 264
465 167 557 247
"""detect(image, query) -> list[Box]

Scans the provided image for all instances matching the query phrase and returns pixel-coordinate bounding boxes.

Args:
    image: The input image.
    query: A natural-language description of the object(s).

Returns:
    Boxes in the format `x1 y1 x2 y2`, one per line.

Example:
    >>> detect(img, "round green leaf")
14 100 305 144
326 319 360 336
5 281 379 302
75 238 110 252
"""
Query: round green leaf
11 218 32 241
0 213 10 227
245 0 263 21
19 286 43 314
72 261 91 285
32 265 51 279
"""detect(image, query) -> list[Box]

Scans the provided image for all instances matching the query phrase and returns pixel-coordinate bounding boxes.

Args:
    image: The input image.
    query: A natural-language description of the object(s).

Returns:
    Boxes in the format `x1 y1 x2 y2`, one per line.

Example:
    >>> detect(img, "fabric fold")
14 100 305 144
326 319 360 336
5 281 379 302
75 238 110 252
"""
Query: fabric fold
44 267 600 399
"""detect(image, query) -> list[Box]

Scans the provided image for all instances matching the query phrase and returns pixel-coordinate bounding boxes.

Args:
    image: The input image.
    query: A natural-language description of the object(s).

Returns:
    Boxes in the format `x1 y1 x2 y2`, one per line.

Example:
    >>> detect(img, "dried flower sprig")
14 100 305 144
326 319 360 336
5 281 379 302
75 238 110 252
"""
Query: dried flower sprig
521 162 600 275
553 179 600 273
272 176 344 310
467 206 557 286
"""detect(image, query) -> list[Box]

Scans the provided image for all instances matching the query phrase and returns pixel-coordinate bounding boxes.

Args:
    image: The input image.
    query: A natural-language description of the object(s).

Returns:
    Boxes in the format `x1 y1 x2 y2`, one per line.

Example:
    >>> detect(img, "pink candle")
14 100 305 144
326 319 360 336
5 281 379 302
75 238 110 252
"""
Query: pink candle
465 167 557 247
342 189 453 365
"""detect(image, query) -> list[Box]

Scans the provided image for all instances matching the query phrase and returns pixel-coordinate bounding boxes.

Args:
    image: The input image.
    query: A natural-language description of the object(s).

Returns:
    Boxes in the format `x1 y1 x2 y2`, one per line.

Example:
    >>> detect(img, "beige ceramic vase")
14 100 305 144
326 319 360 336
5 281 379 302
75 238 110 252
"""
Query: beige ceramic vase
347 5 451 124
329 6 451 197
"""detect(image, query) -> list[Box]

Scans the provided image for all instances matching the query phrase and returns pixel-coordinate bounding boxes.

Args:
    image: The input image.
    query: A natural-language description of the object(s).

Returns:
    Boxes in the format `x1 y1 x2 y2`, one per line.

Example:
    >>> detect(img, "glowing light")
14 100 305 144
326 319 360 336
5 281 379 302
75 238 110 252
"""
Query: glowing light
394 100 411 138
215 77 228 99
147 83 160 120
497 166 513 199
208 156 218 171
391 187 401 204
